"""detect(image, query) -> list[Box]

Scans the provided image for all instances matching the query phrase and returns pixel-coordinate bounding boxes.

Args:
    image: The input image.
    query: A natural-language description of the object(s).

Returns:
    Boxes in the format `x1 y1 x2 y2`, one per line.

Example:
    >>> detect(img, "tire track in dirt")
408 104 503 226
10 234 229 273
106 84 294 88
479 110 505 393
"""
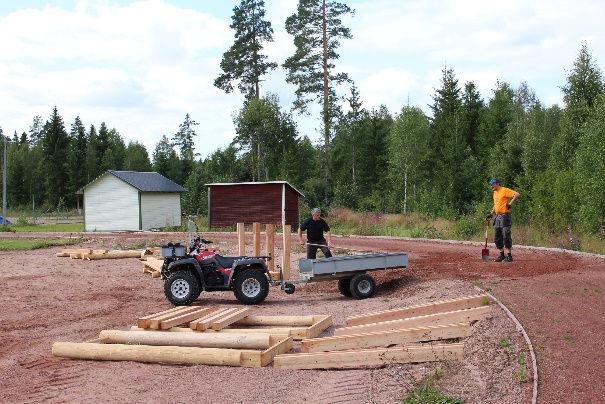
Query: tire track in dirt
12 357 85 403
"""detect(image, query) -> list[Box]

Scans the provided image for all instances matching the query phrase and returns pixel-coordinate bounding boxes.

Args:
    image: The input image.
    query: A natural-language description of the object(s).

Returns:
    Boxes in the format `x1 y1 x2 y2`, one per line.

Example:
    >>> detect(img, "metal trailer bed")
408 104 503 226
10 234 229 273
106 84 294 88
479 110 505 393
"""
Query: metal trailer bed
277 253 408 299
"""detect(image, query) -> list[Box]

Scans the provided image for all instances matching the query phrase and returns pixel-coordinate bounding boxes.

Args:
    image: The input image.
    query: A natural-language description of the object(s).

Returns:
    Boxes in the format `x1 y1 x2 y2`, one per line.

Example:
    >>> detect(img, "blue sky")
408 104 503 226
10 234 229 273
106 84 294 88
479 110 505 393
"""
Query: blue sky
1 0 604 157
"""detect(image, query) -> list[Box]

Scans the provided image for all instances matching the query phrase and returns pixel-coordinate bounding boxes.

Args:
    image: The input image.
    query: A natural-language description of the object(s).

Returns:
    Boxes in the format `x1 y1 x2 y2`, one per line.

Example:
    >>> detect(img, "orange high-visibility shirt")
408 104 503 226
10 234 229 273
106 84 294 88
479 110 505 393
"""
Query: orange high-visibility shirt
493 187 516 214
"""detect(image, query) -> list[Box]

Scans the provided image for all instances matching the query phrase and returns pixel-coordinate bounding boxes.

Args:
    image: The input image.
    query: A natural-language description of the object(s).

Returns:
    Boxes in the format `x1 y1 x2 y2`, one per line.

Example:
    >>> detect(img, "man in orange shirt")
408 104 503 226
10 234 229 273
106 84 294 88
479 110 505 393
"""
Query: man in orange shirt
486 179 520 262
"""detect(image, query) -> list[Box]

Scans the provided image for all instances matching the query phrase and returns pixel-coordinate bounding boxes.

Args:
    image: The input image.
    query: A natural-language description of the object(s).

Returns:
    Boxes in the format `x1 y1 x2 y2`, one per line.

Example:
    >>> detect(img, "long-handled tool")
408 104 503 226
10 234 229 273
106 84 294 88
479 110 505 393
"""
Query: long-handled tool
481 223 490 262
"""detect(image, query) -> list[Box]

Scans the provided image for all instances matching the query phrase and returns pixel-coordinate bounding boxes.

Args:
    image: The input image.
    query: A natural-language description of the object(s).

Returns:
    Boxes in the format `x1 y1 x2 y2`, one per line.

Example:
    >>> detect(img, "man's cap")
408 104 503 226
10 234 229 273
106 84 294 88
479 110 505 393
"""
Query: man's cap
489 179 500 186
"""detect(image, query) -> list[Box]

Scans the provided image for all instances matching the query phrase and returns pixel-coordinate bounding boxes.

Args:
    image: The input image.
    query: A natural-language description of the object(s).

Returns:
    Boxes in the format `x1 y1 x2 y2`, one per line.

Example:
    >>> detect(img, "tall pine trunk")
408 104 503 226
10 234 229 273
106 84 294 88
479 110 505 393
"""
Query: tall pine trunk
322 0 331 191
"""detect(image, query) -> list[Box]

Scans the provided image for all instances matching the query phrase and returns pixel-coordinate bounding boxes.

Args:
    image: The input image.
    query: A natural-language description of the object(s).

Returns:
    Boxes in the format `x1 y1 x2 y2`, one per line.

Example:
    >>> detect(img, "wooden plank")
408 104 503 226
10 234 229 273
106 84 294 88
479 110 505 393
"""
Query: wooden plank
282 224 291 280
160 307 216 330
211 308 252 331
237 222 245 255
150 270 161 278
137 306 188 329
301 323 471 353
334 306 491 336
260 336 293 367
266 224 275 271
273 343 464 370
99 330 273 349
191 308 238 331
144 257 164 272
306 315 333 338
346 295 490 326
252 222 261 256
52 342 243 366
268 271 281 280
149 307 200 329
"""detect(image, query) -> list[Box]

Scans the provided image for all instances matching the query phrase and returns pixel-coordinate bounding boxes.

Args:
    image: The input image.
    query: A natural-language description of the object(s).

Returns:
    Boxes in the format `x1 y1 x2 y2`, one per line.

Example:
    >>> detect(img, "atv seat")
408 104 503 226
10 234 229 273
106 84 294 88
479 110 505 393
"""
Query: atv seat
214 255 246 269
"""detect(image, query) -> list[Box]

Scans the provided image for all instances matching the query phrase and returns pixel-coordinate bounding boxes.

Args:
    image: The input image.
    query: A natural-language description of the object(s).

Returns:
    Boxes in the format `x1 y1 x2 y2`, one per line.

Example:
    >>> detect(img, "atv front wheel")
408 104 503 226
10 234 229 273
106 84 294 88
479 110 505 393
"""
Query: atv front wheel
164 270 200 306
234 269 269 305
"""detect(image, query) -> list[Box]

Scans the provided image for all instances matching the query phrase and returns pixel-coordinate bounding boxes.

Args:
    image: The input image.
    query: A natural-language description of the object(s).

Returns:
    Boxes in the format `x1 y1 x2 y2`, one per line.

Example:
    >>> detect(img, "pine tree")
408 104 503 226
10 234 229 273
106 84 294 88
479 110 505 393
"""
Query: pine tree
153 135 181 182
85 125 99 181
173 114 199 181
124 142 152 171
66 116 87 206
283 0 354 183
42 107 70 207
214 0 277 99
460 81 484 152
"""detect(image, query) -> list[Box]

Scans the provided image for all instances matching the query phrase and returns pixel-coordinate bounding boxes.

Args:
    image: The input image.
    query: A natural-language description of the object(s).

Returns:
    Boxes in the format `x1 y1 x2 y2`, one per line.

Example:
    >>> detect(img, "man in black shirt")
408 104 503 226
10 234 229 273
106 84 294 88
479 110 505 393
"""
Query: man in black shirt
299 208 333 259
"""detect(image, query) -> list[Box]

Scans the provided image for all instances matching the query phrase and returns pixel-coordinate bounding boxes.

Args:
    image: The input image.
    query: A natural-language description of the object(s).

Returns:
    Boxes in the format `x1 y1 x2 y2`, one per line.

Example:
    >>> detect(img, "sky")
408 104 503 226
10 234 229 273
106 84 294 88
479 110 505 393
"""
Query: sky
1 0 604 158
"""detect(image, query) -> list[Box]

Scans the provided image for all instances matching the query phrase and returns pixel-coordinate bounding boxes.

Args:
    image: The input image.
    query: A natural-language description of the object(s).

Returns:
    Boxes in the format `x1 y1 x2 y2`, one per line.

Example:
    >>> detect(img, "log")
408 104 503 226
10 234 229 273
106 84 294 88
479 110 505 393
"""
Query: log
282 224 291 280
266 224 275 271
235 315 317 327
237 222 245 255
129 325 309 339
84 250 144 260
301 323 471 353
52 342 242 366
346 295 489 326
273 343 464 370
253 222 261 256
211 308 252 331
98 330 272 349
334 306 491 336
56 249 91 257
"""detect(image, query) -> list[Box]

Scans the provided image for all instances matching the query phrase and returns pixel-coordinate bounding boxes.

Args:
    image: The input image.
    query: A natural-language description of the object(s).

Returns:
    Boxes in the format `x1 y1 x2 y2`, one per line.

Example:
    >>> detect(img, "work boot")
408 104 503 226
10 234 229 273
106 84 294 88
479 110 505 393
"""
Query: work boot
495 253 506 262
505 253 513 262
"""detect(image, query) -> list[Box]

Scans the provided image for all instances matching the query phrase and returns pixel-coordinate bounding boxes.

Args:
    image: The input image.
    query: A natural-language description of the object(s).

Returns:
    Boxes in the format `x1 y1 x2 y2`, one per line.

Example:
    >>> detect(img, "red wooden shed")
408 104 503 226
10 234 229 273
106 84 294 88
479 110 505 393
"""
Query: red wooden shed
206 181 304 228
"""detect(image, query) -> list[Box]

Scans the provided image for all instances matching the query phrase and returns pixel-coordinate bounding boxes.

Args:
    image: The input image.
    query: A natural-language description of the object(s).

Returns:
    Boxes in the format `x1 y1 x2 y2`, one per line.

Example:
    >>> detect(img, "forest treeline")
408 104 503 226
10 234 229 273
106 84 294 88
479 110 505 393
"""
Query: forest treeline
1 0 604 235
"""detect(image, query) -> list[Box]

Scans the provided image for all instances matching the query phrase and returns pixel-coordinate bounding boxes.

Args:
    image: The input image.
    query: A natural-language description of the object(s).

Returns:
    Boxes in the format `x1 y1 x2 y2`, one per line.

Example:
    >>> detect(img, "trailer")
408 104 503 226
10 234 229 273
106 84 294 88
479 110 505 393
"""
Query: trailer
277 253 408 299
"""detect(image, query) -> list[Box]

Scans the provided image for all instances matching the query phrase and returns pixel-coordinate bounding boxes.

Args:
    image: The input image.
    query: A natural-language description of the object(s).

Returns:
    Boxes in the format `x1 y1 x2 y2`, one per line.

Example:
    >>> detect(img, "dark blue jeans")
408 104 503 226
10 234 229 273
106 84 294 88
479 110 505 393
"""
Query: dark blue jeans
306 238 333 259
494 214 512 249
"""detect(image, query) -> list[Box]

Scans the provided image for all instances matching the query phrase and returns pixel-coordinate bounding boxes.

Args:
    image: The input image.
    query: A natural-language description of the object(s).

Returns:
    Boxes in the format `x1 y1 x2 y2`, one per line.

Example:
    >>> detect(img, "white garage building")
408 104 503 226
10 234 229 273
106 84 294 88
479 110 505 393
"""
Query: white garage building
78 171 185 231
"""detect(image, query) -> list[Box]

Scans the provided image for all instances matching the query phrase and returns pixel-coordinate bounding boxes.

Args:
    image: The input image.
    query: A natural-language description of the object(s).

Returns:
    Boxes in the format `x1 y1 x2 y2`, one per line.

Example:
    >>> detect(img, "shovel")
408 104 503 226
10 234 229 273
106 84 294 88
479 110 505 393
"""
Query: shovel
481 223 490 262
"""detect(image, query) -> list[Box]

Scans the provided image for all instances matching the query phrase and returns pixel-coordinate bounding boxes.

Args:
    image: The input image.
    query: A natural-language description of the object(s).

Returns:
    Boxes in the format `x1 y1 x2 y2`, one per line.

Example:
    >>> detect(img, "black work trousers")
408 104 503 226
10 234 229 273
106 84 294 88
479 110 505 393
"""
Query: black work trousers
494 214 513 250
306 238 333 259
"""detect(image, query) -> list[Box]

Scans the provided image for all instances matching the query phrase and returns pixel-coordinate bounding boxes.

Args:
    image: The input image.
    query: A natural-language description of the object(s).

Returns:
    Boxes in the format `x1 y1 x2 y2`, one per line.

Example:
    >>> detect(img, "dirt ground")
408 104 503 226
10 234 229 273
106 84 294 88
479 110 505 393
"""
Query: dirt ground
0 232 603 403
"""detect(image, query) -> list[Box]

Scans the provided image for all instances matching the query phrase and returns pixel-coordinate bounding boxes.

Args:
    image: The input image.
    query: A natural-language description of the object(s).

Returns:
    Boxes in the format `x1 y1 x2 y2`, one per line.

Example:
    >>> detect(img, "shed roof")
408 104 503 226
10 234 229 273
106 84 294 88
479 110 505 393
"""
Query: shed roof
205 181 304 197
77 171 185 194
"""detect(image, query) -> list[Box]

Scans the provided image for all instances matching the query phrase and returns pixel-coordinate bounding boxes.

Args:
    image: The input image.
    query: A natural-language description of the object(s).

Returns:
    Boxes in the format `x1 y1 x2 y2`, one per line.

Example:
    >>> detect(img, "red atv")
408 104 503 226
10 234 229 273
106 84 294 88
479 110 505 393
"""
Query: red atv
161 237 271 306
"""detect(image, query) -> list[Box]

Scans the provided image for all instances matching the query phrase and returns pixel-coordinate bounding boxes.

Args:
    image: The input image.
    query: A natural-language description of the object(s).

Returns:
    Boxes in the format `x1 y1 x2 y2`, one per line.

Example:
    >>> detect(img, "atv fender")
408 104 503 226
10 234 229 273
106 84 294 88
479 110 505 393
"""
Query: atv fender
166 258 205 287
228 258 269 283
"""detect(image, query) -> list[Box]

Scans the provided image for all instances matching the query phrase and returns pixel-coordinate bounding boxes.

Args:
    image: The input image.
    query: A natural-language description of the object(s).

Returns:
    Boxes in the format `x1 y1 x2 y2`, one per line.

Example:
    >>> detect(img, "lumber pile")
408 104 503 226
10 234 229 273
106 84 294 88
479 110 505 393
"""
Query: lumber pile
142 256 163 278
273 294 491 370
52 294 491 370
57 248 148 260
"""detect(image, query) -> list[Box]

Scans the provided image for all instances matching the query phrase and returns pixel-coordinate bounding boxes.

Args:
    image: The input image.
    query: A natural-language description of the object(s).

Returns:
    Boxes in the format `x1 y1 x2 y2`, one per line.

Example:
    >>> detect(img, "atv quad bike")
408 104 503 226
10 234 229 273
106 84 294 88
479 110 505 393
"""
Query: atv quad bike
160 237 271 306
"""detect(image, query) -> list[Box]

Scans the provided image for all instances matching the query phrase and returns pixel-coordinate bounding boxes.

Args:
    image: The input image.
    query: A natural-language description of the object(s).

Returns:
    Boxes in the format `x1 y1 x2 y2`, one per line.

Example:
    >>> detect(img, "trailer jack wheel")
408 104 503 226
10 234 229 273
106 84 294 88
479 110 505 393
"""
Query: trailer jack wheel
284 283 296 294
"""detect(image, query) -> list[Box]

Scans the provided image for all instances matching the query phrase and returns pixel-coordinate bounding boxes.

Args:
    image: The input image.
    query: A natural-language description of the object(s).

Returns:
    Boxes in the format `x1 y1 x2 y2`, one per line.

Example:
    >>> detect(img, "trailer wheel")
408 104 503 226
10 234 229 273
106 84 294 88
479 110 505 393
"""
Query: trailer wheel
338 279 352 297
164 270 200 306
349 273 376 299
234 269 269 305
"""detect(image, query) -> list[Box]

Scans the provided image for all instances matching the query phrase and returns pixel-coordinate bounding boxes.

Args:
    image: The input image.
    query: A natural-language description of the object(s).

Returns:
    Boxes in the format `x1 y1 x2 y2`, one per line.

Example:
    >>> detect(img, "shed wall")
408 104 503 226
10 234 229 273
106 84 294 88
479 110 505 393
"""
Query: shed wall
209 184 299 227
141 193 181 230
84 174 139 231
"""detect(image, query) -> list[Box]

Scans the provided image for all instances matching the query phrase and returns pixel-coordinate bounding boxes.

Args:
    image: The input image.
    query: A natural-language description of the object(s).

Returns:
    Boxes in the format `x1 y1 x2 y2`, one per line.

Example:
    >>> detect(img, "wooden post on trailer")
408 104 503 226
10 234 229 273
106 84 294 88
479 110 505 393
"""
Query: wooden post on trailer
266 224 275 271
252 222 261 256
237 222 245 255
282 224 291 280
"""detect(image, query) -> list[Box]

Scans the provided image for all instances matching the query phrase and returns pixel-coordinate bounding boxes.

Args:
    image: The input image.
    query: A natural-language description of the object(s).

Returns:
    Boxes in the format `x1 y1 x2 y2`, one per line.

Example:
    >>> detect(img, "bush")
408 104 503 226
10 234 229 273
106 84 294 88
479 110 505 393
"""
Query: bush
410 225 443 239
453 215 481 239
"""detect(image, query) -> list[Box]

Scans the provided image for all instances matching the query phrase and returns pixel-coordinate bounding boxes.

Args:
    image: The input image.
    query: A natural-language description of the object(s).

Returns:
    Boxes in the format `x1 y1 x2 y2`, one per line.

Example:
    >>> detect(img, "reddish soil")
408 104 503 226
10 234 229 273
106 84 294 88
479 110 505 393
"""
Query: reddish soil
0 232 603 403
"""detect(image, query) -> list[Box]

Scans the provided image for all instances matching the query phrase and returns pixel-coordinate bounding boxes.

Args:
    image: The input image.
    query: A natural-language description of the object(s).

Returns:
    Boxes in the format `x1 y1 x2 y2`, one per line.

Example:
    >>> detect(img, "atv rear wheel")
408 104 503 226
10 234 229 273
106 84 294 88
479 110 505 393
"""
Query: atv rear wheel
234 269 269 305
164 270 200 306
338 278 352 297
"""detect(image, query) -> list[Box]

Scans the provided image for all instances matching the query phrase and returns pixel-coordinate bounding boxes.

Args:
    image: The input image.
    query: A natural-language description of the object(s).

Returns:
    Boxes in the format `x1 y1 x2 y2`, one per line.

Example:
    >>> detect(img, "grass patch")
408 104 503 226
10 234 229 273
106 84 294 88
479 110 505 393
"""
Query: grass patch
500 337 512 352
7 223 84 232
0 238 84 250
402 368 461 404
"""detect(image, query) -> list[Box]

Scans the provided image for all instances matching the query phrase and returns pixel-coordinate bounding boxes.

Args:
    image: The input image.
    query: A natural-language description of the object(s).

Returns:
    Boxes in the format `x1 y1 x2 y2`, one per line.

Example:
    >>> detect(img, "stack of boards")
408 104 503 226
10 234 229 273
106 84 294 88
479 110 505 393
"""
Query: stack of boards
52 294 490 369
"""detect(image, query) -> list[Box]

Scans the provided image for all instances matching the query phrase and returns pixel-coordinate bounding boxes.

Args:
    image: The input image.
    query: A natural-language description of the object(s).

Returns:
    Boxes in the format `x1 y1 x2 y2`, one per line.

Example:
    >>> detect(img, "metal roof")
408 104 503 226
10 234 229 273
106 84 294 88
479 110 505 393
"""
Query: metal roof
205 181 304 197
77 171 185 194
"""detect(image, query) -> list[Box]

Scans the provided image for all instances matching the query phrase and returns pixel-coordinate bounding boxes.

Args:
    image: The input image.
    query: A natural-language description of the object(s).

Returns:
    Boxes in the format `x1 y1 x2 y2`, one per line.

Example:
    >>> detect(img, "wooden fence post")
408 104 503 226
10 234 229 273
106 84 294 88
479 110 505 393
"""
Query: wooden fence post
252 222 261 256
266 224 275 271
282 224 291 280
237 223 245 255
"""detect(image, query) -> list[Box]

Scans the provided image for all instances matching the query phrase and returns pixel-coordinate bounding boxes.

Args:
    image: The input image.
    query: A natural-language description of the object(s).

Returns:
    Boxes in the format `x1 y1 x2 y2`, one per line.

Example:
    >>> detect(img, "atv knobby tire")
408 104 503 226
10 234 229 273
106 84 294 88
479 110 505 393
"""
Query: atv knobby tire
338 278 353 297
349 273 376 299
234 268 269 305
164 270 200 306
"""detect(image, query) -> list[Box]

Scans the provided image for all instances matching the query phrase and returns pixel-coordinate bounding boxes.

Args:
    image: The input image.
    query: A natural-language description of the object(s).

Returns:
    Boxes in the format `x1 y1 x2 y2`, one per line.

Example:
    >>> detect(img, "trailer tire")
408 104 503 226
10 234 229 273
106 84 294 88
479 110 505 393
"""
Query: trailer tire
349 273 376 299
338 279 352 297
164 270 200 306
234 269 269 305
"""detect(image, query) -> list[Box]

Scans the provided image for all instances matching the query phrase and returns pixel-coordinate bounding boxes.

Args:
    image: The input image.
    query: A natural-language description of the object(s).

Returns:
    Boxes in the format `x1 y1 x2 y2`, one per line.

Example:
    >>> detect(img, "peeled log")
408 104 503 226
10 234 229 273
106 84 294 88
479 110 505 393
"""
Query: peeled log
52 342 242 366
98 330 271 349
84 250 144 260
